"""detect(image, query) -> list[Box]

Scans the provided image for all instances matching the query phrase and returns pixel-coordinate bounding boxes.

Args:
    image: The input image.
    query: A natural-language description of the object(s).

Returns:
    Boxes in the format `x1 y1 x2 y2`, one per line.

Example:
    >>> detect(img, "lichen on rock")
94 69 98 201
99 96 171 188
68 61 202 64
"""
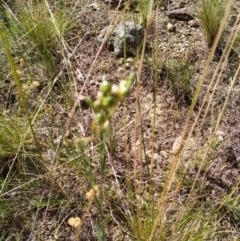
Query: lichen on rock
97 21 144 57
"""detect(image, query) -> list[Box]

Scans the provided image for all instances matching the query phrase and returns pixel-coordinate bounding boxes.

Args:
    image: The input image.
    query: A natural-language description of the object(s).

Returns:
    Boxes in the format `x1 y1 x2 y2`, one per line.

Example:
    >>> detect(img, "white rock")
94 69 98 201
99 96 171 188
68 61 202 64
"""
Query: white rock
146 150 152 158
135 140 140 146
148 163 155 169
167 23 176 32
215 130 225 137
125 62 131 69
54 135 62 145
87 3 101 11
160 150 168 159
126 57 134 63
90 80 95 85
188 20 200 28
153 153 161 162
180 47 186 52
172 136 182 154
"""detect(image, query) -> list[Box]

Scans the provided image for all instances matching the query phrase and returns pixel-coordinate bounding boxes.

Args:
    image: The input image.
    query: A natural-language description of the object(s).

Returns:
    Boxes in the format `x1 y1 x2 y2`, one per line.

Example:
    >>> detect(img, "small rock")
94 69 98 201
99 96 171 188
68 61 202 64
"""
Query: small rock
160 150 168 159
167 23 176 32
154 141 161 151
75 68 84 82
135 139 140 146
175 123 180 129
172 136 182 154
54 135 62 145
216 130 225 142
180 47 185 52
125 62 131 69
79 95 91 108
126 57 134 63
79 95 86 102
166 7 194 21
97 21 144 57
86 3 101 11
216 130 225 137
90 80 96 85
146 151 161 163
188 19 200 28
131 109 135 114
146 150 152 159
117 66 124 72
153 153 161 162
148 164 155 169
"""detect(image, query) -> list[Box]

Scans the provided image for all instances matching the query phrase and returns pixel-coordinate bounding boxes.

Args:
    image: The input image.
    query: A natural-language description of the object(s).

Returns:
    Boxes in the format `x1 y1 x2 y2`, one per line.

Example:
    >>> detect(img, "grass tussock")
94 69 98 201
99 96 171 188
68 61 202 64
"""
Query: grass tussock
18 4 71 72
0 0 240 240
0 116 32 159
198 0 226 47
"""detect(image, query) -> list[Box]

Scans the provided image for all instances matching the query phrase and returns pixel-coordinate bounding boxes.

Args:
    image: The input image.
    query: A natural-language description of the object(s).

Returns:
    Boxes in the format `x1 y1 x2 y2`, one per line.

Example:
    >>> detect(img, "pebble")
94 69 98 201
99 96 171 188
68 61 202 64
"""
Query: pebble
188 20 200 28
125 62 131 69
167 23 176 32
160 150 168 159
79 95 86 102
148 164 155 169
180 47 185 52
86 3 101 11
153 153 161 162
90 80 95 85
172 136 182 154
166 7 194 21
154 141 161 151
216 130 225 137
127 57 134 63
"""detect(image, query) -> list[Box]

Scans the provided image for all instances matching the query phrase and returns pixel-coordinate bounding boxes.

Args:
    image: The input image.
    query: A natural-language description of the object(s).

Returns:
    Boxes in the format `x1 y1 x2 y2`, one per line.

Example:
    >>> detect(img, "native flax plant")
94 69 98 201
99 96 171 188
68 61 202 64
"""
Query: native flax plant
198 0 226 47
84 73 135 240
91 74 135 171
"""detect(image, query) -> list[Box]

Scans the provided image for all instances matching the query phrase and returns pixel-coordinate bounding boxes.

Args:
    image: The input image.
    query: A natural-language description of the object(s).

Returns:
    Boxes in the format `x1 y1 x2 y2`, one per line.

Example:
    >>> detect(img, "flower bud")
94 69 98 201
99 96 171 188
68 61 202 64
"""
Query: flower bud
86 189 95 200
31 81 40 88
111 84 120 98
84 97 92 107
119 83 130 97
102 120 110 129
97 91 103 99
93 185 100 197
95 113 105 123
100 80 111 95
119 80 128 88
93 99 102 111
101 96 115 107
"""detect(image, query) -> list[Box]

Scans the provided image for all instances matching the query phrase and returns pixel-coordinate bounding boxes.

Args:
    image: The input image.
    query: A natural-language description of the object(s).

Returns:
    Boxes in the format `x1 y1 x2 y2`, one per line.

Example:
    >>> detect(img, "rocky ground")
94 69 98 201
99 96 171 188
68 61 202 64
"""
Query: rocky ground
1 0 240 240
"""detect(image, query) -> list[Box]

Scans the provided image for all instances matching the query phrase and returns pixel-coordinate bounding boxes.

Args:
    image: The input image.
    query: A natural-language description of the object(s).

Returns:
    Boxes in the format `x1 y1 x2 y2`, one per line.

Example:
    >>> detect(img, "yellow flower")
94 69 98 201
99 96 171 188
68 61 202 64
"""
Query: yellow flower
68 217 82 228
86 189 95 200
93 185 100 197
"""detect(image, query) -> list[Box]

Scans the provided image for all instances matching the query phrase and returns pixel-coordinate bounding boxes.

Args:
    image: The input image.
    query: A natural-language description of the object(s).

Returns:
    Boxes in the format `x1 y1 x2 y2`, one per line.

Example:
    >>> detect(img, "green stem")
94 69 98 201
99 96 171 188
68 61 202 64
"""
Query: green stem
0 25 40 152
